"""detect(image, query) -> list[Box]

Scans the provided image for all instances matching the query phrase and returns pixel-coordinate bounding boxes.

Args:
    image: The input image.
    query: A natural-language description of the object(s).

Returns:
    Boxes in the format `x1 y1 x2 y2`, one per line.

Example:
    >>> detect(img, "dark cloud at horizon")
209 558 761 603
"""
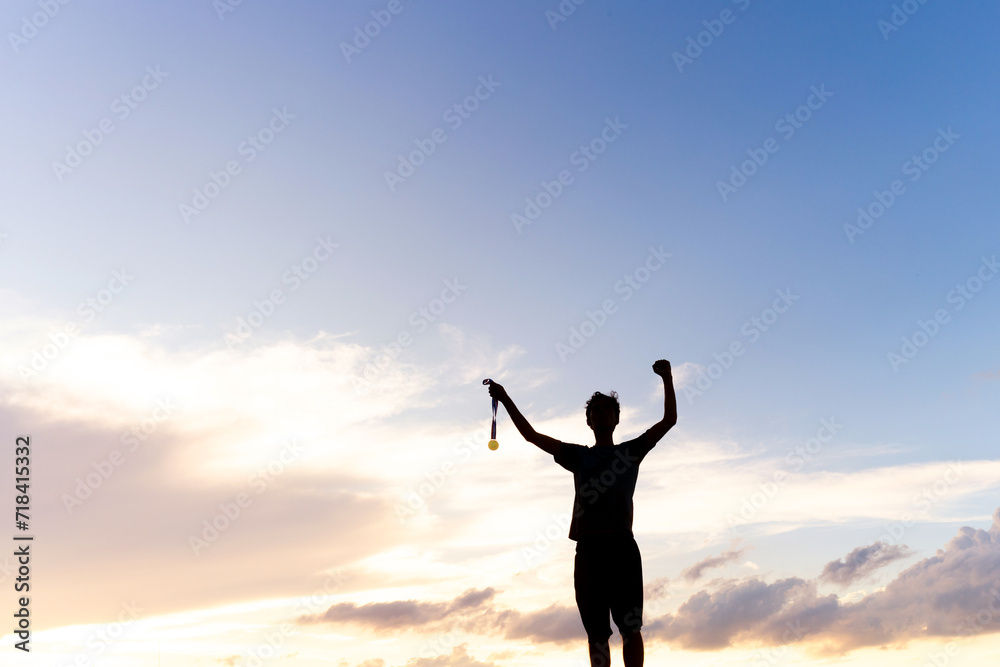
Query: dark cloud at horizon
500 604 584 644
820 542 912 586
305 510 1000 655
681 547 747 581
646 577 838 650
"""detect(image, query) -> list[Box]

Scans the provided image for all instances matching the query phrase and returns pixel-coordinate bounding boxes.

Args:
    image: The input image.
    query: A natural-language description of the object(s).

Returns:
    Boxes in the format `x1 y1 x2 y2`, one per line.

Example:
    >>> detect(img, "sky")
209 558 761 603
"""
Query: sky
1 0 999 665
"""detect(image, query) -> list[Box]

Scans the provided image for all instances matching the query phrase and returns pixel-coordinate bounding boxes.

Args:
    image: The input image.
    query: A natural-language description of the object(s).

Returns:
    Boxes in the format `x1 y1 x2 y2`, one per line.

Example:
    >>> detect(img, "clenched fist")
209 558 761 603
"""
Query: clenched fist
652 359 672 377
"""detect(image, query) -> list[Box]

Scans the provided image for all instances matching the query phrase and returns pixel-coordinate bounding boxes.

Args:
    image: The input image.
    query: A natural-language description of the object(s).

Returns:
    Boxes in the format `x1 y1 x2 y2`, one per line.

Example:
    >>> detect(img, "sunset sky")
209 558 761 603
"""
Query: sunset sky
2 1 999 665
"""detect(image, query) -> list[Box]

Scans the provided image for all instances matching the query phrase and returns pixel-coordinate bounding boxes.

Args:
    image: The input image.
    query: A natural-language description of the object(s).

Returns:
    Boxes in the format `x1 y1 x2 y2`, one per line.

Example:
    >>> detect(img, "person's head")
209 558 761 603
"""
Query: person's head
585 391 620 433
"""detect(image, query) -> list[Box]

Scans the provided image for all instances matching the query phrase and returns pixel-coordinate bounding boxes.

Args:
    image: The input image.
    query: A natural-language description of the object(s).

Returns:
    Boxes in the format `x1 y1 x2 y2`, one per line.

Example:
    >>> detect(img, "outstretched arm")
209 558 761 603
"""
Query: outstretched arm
646 359 677 445
486 381 563 457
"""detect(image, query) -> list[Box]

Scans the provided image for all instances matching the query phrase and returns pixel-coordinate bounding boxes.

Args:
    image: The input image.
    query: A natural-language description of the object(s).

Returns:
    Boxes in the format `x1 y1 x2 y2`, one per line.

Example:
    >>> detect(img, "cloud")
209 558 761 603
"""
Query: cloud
822 510 1000 649
592 510 1000 653
38 301 997 658
399 644 504 667
0 311 535 630
300 586 585 645
301 510 1000 654
646 509 1000 653
500 604 584 643
646 577 837 650
681 547 746 581
299 588 497 630
819 542 912 586
645 577 672 599
644 456 1000 541
668 362 703 390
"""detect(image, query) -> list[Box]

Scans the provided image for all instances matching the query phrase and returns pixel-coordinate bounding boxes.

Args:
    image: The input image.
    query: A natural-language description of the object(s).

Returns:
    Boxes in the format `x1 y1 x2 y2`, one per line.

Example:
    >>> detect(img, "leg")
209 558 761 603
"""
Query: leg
588 640 611 667
611 536 645 666
622 631 644 667
575 541 613 667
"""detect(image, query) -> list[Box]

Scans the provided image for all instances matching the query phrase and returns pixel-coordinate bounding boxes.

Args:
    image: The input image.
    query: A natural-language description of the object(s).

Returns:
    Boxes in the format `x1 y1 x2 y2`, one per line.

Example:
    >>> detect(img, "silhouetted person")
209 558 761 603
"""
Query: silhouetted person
486 360 677 667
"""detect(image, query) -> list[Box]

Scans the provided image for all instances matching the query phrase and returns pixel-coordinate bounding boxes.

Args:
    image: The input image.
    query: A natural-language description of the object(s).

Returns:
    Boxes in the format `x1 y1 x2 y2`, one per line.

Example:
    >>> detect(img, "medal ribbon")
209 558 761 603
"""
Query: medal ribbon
483 378 497 439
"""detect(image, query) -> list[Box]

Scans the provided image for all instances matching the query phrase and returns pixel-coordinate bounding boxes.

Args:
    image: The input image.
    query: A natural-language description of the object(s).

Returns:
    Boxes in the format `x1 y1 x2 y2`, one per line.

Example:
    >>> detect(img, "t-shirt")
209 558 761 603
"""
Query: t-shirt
553 430 656 541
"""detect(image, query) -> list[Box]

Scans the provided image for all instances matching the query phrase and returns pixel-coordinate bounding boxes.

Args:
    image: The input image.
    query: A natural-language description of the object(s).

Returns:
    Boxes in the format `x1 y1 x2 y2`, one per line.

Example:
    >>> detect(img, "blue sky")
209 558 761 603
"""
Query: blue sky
1 1 999 665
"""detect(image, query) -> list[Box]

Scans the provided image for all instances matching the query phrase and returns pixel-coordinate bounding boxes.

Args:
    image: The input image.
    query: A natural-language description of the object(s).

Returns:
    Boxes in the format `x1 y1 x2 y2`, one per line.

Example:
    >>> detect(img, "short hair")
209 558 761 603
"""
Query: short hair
585 391 620 423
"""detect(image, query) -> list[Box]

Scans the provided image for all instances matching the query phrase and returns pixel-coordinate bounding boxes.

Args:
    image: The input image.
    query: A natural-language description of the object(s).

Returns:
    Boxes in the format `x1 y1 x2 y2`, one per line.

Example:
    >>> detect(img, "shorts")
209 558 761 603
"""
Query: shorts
573 533 643 644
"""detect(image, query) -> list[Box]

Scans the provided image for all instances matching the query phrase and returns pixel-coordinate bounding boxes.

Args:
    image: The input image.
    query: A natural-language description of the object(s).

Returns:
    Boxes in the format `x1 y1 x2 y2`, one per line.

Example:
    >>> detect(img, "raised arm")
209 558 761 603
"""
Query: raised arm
646 359 678 445
486 381 564 457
